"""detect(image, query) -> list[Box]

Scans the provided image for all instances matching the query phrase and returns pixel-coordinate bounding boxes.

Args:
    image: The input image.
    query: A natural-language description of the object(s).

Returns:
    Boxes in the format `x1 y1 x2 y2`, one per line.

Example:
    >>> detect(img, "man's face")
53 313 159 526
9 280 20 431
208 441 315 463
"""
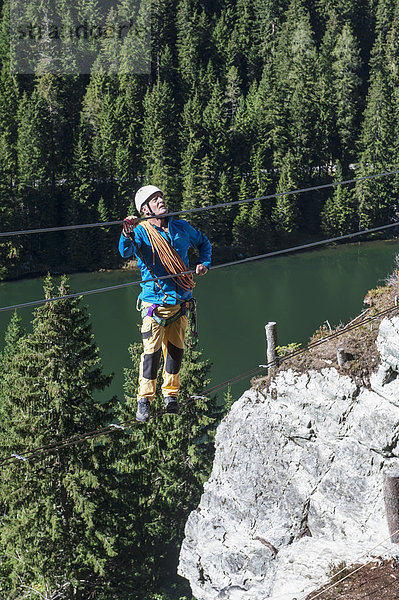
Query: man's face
142 193 167 217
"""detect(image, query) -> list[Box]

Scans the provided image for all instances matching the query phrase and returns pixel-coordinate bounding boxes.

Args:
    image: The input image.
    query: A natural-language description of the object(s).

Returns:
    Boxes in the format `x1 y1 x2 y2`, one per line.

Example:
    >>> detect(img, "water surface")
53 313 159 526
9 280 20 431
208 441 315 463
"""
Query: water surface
1 238 399 402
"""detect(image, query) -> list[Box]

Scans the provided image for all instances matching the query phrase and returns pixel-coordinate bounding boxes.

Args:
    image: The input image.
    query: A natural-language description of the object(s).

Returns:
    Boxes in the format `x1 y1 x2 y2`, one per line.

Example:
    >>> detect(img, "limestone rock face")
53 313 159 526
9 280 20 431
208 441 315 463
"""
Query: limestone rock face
178 316 399 600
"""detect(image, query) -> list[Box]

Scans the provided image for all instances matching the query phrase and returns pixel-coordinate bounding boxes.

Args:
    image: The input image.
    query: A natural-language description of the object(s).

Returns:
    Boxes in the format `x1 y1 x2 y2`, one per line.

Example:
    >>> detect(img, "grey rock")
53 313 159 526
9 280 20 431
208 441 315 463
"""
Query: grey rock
178 316 399 600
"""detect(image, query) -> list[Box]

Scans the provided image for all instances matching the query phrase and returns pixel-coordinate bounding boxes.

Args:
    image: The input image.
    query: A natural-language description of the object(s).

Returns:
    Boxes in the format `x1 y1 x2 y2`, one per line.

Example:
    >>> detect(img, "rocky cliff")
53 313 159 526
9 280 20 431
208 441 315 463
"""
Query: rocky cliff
178 286 399 600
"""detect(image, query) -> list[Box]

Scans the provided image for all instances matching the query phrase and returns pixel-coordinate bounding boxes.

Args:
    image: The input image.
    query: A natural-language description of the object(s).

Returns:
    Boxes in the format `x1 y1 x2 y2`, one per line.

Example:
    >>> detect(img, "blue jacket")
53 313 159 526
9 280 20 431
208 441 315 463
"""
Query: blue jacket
119 218 212 305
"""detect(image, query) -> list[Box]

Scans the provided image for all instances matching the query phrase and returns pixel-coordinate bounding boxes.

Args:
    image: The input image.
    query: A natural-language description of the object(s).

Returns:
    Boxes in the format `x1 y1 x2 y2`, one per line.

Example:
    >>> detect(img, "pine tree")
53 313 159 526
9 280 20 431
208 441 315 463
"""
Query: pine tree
213 169 235 246
356 68 395 228
321 162 358 235
232 176 255 253
272 150 301 237
202 79 229 171
96 195 117 267
0 311 25 419
179 91 206 224
0 7 18 243
151 0 178 80
315 12 341 168
0 277 121 599
176 0 211 92
225 0 260 84
271 0 319 177
17 90 52 190
67 114 98 271
332 23 362 164
115 74 146 207
212 2 237 77
117 322 220 597
142 79 180 206
252 0 288 60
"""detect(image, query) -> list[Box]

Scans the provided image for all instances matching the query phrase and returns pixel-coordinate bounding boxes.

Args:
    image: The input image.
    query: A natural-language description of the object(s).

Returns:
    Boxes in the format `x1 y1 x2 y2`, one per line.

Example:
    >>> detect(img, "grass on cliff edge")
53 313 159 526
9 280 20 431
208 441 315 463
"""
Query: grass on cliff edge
304 558 399 600
252 266 399 391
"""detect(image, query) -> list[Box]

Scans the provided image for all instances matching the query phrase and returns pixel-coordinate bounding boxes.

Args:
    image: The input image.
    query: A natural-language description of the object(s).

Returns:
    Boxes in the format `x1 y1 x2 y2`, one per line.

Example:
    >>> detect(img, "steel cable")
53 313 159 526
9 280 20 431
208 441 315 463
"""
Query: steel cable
292 529 399 600
1 220 398 314
1 301 398 468
1 169 399 238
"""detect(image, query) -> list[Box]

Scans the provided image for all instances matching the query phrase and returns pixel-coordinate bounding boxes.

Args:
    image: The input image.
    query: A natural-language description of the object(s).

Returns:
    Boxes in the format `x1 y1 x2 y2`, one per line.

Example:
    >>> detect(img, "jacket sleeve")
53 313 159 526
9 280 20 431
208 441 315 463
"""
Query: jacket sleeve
186 223 212 268
118 229 143 258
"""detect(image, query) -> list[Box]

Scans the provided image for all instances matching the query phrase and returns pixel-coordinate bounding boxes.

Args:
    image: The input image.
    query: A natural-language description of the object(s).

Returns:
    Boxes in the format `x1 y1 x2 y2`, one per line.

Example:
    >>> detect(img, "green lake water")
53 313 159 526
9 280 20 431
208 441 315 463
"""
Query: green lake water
1 238 399 404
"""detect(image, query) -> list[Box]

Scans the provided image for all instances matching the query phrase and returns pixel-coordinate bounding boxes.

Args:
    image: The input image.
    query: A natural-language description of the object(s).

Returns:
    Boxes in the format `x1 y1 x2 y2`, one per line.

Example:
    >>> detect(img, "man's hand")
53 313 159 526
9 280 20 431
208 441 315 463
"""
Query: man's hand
195 264 208 276
123 215 139 236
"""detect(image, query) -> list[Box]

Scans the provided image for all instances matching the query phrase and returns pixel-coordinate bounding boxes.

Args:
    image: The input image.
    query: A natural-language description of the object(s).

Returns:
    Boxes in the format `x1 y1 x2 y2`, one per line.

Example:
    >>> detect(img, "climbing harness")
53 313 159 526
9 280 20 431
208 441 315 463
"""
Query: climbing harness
141 298 198 337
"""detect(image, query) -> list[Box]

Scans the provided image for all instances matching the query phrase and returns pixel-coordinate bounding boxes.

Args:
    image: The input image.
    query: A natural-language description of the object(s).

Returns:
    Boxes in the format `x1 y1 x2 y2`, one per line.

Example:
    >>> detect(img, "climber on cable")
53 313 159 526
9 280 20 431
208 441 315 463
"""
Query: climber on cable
119 185 212 422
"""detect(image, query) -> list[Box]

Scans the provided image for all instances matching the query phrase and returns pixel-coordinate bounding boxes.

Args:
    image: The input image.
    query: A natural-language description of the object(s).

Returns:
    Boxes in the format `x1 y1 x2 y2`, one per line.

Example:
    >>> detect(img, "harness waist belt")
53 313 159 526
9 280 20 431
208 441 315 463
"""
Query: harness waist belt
142 302 188 327
142 299 198 336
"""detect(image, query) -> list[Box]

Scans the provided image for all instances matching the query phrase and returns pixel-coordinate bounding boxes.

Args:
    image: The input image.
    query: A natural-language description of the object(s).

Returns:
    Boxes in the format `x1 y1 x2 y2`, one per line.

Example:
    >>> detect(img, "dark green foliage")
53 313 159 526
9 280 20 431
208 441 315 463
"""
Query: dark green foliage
0 0 397 283
142 79 180 206
331 24 362 164
0 287 221 599
272 151 301 237
0 312 25 420
117 322 221 598
356 67 395 228
321 162 358 235
0 277 119 599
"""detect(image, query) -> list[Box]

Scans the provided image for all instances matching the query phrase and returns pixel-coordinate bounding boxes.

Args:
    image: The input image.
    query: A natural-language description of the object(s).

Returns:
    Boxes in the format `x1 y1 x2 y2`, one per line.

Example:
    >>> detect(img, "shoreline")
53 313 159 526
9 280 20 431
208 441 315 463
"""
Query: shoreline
1 233 399 285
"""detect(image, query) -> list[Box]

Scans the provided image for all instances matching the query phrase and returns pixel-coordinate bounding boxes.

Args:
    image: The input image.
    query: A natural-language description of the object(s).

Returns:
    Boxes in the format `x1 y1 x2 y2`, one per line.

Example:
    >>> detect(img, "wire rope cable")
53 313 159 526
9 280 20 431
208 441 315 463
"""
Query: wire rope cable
1 169 399 238
293 529 399 600
201 301 399 397
269 529 399 600
1 220 398 314
1 300 398 468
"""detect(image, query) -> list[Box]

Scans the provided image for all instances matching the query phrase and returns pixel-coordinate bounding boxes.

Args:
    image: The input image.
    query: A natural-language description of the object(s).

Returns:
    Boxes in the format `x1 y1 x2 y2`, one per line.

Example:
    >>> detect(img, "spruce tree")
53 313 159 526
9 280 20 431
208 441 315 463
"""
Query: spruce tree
316 12 341 167
356 67 395 228
321 162 358 235
252 0 288 60
180 91 206 225
142 79 180 206
272 150 301 237
67 114 98 272
151 0 178 80
232 176 255 253
212 2 237 78
0 311 25 419
0 277 121 599
332 23 362 164
272 0 319 171
202 79 229 172
176 0 211 92
117 322 220 598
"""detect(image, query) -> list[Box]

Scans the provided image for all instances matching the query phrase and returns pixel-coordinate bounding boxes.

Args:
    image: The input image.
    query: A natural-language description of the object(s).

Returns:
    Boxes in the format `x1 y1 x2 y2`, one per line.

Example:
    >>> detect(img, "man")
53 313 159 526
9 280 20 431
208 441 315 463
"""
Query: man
119 185 212 422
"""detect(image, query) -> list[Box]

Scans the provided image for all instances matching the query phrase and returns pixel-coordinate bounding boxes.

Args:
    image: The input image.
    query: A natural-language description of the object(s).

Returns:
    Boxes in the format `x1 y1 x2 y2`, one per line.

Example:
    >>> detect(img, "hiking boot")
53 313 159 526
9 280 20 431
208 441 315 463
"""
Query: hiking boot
136 397 150 422
164 396 179 414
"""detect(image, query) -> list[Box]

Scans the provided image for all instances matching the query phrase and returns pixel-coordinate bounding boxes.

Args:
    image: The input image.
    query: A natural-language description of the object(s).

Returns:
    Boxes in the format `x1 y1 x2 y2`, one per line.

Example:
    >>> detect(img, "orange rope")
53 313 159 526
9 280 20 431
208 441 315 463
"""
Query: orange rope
140 221 195 291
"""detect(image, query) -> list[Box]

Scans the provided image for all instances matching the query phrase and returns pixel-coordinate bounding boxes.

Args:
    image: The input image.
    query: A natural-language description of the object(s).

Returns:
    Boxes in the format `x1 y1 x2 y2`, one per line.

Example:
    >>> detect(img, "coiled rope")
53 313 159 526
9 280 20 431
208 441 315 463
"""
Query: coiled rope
139 221 195 291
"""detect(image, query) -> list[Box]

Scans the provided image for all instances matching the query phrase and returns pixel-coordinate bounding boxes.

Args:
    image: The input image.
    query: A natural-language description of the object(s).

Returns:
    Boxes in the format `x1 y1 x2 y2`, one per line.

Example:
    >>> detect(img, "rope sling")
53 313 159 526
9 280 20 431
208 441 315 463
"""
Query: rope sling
139 221 195 292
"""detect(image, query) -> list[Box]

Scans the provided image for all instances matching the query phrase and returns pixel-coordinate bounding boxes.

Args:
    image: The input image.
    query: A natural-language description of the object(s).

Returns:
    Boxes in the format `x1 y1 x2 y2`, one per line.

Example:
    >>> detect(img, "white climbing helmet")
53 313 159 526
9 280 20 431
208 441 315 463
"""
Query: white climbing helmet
134 185 163 213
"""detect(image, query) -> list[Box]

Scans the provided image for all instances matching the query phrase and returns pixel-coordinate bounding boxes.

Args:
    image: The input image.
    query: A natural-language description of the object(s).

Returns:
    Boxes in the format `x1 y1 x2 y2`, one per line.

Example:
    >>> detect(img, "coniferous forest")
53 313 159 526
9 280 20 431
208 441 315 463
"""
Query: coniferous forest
0 0 399 281
1 1 399 598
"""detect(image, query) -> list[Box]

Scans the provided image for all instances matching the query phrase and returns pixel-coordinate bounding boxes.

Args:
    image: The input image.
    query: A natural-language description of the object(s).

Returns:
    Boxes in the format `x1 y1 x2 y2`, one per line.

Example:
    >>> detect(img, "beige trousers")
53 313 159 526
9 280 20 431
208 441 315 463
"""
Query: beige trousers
138 302 188 401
